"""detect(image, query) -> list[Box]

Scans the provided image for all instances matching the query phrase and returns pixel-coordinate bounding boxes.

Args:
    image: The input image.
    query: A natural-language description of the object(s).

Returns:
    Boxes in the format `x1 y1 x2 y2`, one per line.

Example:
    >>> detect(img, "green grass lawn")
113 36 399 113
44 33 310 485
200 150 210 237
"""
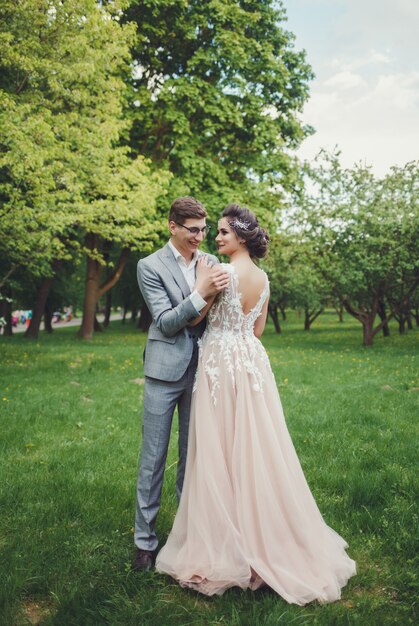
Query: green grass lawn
1 312 417 625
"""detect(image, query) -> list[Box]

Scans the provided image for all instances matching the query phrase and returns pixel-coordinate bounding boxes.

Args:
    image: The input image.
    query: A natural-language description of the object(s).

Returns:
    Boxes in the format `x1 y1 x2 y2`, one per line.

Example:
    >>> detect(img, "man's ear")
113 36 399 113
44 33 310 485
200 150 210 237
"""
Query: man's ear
169 221 176 236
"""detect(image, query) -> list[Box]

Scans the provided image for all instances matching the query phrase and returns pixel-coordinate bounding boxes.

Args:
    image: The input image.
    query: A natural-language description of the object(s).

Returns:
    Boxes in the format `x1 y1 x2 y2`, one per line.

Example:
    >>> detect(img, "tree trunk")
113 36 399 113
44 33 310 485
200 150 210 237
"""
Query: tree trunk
103 289 112 328
122 305 128 324
101 245 113 329
334 303 344 322
268 303 281 334
362 319 374 346
3 301 12 336
304 309 311 331
0 289 13 336
398 317 406 335
78 236 130 339
279 305 286 321
377 300 390 337
304 307 323 331
0 300 4 336
407 314 413 330
342 297 378 346
78 234 102 340
343 295 396 346
0 299 5 336
137 304 151 331
44 302 53 333
414 308 419 327
24 276 55 339
94 315 103 332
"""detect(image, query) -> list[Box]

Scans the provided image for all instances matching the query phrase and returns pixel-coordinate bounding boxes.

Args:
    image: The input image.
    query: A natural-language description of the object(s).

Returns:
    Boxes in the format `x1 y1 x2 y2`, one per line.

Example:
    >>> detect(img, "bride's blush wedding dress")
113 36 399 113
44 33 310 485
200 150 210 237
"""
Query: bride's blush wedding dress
156 264 356 605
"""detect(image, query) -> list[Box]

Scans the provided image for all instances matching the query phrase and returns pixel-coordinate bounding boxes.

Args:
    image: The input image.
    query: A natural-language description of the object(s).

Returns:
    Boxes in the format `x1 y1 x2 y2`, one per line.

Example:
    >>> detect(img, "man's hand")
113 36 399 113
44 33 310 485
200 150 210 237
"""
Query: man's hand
195 256 230 299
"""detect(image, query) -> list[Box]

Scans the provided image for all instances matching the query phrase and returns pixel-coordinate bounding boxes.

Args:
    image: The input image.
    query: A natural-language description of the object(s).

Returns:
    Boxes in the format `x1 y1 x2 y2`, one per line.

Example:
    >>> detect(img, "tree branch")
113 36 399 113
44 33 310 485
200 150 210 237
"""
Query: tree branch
372 312 395 337
16 73 30 95
310 307 324 324
342 297 367 322
0 265 20 290
98 248 130 297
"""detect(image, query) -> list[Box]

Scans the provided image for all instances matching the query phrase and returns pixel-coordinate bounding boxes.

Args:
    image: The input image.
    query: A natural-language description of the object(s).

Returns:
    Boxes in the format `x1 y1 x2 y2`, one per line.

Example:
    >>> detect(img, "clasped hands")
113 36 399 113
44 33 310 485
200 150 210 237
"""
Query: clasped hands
195 256 230 300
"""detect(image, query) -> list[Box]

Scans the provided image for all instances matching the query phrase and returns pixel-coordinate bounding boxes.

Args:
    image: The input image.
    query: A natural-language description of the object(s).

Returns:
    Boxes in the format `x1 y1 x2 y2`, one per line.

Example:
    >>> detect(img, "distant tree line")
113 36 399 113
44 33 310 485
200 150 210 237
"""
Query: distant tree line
263 152 419 345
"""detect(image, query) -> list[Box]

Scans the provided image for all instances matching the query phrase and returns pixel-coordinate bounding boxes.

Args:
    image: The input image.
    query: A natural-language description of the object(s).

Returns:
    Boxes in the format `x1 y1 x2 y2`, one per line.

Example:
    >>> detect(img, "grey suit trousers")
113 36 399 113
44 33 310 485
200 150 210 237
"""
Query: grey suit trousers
134 341 199 551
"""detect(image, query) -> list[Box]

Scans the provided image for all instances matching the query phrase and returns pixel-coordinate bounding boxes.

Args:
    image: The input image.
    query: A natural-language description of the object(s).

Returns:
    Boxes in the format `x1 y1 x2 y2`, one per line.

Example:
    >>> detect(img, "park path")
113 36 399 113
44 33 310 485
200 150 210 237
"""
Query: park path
12 312 123 334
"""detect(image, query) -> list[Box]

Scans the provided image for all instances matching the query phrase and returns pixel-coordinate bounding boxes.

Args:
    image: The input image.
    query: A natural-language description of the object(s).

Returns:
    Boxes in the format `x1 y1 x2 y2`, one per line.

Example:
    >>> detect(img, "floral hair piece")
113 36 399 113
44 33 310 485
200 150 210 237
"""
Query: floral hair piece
229 218 251 231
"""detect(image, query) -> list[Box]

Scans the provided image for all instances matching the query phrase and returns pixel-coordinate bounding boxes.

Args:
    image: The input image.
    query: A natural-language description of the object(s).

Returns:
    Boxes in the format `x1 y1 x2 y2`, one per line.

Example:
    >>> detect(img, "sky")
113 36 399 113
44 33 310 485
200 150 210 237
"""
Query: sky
284 0 419 177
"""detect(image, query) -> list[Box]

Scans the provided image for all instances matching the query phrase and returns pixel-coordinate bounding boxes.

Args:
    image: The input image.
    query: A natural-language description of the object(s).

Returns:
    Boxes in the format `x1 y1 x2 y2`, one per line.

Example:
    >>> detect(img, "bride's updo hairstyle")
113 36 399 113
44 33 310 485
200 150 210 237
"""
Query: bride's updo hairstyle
222 204 269 259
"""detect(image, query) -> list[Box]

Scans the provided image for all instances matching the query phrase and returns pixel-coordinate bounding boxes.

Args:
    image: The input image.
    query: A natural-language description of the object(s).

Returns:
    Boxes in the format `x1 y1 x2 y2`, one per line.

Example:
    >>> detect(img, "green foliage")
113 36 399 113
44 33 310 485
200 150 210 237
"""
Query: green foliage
10 260 85 315
290 152 419 342
301 155 418 306
263 233 329 327
124 0 313 220
262 231 293 310
0 0 169 288
1 0 314 315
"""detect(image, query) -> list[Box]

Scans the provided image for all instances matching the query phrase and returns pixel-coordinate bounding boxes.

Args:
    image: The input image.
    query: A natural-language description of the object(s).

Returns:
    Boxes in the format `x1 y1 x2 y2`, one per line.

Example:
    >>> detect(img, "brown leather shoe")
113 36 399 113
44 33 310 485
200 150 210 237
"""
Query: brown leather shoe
132 548 155 571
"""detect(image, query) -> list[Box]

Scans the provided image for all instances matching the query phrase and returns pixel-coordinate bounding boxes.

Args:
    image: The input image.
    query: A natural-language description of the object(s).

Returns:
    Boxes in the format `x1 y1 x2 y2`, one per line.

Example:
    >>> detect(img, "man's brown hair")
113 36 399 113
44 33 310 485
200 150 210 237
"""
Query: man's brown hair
169 197 207 224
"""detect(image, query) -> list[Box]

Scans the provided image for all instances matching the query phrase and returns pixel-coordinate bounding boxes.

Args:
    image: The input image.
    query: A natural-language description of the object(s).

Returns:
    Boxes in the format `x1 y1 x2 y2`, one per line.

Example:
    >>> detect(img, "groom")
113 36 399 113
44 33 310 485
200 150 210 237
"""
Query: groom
133 196 229 570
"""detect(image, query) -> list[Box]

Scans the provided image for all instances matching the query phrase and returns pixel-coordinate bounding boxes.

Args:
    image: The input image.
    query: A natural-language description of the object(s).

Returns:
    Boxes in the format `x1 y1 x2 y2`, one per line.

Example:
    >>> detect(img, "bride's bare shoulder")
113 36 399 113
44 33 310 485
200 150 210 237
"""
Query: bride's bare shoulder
233 262 267 290
233 261 264 277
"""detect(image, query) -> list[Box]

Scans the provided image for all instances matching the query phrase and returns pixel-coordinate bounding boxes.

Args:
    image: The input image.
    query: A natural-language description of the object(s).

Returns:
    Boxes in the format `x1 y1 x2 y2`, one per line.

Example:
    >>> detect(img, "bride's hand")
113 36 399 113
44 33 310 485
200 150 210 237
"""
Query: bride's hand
196 255 213 277
195 257 229 298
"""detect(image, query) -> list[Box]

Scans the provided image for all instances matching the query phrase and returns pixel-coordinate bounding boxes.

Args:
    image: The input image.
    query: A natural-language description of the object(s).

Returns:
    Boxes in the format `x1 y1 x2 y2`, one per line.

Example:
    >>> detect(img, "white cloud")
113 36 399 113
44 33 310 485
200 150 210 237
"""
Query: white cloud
285 0 419 176
373 72 419 111
298 68 419 175
331 50 394 74
323 71 367 90
369 50 392 65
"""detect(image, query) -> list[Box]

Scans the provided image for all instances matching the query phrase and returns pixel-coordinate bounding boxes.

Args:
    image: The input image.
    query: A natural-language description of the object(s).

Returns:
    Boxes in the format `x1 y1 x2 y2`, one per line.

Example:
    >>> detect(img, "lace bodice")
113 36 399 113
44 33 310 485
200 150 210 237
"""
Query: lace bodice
207 264 269 337
195 264 270 404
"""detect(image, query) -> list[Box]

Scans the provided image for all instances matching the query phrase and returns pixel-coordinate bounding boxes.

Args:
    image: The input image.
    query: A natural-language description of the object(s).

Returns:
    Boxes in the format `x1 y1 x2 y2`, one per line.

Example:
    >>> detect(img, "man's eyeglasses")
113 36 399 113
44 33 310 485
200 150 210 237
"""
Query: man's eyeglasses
174 222 211 237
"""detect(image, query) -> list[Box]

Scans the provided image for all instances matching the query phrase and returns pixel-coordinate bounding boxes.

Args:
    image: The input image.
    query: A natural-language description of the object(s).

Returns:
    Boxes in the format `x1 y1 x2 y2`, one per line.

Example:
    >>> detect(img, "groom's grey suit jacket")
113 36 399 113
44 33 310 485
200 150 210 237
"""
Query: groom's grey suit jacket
137 243 219 382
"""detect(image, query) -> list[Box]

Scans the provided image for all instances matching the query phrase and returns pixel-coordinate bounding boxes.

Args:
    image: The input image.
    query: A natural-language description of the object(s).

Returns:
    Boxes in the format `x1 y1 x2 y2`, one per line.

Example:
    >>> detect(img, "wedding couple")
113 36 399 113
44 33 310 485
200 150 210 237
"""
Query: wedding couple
133 196 356 605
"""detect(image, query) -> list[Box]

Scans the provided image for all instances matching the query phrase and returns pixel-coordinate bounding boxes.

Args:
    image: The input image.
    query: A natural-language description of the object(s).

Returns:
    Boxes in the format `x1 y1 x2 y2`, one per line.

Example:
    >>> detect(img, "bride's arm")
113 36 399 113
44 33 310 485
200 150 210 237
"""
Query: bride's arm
254 293 269 338
188 295 216 327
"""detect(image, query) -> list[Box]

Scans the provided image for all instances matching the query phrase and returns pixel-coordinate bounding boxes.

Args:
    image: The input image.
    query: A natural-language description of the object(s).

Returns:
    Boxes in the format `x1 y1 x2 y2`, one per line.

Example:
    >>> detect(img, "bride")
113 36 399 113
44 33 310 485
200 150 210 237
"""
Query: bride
155 203 356 605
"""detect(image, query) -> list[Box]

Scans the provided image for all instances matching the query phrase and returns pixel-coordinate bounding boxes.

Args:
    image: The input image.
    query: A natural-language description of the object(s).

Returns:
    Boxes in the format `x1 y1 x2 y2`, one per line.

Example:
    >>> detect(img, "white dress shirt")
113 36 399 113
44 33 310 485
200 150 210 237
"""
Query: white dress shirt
168 240 207 314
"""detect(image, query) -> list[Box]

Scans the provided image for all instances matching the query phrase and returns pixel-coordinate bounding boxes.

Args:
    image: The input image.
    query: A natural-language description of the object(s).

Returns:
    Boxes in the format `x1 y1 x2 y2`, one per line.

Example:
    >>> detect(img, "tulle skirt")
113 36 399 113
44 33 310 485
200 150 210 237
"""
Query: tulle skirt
156 334 356 604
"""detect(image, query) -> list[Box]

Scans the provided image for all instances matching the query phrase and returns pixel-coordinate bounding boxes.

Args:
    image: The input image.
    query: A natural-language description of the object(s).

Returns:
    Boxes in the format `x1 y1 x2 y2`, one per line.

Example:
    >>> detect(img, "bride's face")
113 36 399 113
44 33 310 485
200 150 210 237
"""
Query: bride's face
215 218 241 257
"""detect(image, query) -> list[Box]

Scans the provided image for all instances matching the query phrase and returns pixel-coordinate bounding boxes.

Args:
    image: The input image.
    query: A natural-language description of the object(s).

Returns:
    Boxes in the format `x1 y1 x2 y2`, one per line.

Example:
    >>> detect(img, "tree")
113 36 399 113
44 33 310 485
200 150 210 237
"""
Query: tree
263 231 329 333
123 0 313 220
262 231 294 333
287 258 328 331
295 153 419 346
0 0 169 339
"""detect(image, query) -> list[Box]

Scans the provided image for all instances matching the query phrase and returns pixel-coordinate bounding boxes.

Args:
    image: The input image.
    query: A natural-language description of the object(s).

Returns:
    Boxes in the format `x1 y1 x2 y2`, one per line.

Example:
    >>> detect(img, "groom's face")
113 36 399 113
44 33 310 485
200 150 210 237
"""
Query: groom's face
169 217 207 260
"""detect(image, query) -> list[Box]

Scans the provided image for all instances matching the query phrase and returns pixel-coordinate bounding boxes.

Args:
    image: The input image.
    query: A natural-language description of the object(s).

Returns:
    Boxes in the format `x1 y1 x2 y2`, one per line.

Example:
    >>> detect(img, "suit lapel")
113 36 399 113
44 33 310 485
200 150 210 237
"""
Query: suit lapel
160 243 191 299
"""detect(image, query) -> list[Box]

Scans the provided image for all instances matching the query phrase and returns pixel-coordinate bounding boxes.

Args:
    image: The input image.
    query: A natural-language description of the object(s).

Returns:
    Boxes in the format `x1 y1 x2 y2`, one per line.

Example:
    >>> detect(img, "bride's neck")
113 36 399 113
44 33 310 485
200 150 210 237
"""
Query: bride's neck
229 248 251 263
